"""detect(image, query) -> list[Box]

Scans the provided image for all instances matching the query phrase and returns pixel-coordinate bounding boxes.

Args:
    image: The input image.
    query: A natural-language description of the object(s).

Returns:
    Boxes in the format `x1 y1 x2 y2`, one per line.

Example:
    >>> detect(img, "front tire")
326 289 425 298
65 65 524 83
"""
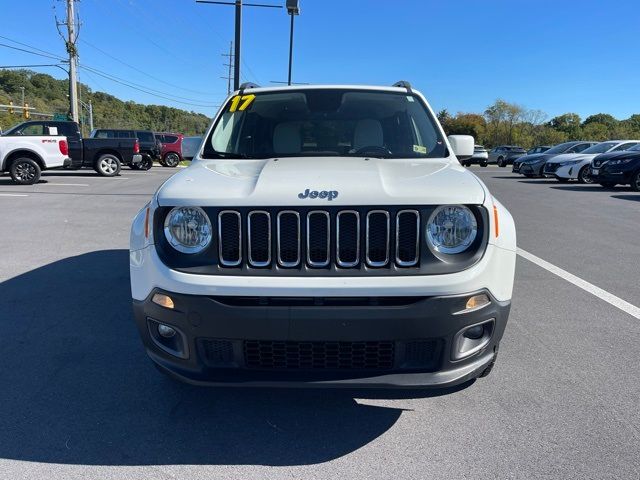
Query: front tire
163 152 180 168
139 156 153 171
10 157 41 185
497 157 506 167
480 160 488 167
578 165 593 184
631 171 640 192
94 154 121 177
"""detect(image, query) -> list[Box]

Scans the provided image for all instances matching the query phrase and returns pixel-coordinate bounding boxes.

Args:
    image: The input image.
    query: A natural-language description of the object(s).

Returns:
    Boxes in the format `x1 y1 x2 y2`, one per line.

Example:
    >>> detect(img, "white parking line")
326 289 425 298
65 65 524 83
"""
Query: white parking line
0 193 28 197
41 183 89 187
517 248 640 319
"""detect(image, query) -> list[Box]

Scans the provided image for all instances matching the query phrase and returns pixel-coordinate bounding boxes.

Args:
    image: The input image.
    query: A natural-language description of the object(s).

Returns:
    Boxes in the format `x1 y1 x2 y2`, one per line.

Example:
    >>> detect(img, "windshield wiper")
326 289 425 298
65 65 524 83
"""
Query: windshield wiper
208 151 251 159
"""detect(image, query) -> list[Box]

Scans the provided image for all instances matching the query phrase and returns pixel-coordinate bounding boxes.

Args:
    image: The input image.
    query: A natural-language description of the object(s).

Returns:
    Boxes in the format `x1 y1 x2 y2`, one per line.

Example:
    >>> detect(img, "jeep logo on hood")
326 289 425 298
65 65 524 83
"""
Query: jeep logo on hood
298 189 339 201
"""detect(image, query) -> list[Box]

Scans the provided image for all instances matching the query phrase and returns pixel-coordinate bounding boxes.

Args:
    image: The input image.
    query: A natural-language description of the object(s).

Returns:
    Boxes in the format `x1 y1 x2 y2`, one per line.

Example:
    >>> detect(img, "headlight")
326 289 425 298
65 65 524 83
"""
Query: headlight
426 205 478 254
559 160 581 166
609 158 632 165
164 206 212 254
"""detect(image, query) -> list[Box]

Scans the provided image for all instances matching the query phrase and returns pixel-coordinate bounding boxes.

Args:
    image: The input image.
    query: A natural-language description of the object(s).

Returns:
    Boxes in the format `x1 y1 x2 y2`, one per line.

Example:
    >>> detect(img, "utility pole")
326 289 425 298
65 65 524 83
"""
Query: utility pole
221 41 234 94
58 0 79 122
196 0 282 90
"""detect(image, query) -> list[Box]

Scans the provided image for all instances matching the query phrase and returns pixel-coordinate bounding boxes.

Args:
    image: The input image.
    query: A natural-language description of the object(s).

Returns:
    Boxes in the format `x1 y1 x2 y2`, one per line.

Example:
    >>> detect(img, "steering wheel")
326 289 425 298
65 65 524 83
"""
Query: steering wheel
354 145 392 156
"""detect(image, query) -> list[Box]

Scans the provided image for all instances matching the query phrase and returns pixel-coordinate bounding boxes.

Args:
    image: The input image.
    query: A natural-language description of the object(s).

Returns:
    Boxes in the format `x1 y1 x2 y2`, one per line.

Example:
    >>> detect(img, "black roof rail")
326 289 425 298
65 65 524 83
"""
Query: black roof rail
239 82 260 91
392 80 412 91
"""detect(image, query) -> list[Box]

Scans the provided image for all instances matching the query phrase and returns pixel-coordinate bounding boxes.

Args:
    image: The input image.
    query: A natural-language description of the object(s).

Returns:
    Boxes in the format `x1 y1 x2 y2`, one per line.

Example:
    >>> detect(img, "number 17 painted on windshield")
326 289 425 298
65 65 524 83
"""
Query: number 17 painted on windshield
229 94 256 112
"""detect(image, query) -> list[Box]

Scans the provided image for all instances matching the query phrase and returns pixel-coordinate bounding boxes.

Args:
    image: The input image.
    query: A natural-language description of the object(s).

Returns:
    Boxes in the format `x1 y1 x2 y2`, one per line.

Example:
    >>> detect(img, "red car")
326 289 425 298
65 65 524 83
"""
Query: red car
154 132 184 168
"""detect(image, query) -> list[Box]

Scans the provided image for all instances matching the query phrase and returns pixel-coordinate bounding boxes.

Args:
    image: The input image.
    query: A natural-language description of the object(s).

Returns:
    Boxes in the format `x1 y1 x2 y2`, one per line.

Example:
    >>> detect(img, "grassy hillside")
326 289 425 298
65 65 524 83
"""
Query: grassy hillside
0 69 211 135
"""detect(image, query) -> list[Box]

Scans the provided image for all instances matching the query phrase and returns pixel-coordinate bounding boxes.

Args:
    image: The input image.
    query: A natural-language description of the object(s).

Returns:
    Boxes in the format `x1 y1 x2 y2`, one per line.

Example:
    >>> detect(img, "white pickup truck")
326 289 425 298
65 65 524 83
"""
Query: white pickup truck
130 82 517 389
0 128 70 184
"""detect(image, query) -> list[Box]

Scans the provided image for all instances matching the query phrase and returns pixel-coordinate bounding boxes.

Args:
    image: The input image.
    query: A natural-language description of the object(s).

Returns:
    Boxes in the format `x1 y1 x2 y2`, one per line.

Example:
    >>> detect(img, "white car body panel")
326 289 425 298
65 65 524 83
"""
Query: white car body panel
130 85 516 304
0 135 68 171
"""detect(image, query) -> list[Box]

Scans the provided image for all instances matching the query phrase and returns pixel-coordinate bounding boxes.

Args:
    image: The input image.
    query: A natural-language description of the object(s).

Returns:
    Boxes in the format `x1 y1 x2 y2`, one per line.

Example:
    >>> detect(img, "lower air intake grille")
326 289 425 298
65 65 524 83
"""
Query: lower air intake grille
200 339 234 366
244 340 395 370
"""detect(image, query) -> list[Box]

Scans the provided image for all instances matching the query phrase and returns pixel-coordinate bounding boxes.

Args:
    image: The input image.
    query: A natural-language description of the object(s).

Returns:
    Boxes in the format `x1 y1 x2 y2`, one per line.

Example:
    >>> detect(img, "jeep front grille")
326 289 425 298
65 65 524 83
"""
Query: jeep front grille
216 208 419 271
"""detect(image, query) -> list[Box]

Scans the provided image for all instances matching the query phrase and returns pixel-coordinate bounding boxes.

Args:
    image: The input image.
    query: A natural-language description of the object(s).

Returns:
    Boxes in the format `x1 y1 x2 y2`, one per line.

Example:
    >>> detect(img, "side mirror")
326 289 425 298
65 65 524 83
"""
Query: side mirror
448 135 474 160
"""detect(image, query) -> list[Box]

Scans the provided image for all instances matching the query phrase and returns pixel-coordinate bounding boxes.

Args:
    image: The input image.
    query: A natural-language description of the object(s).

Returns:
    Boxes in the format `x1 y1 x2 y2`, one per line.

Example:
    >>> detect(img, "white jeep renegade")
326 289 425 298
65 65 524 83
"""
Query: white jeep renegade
130 82 516 388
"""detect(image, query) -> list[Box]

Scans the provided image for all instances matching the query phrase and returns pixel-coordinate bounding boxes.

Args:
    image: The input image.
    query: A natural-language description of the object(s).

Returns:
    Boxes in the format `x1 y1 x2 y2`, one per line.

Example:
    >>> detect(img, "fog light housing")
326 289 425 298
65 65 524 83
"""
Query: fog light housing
152 293 175 309
452 319 495 361
147 318 188 359
464 324 484 340
157 324 176 338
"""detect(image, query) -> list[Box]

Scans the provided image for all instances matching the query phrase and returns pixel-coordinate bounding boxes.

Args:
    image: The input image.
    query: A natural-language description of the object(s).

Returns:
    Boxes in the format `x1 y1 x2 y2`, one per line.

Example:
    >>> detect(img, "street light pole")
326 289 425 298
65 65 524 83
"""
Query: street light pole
285 0 300 86
196 0 282 90
234 0 242 91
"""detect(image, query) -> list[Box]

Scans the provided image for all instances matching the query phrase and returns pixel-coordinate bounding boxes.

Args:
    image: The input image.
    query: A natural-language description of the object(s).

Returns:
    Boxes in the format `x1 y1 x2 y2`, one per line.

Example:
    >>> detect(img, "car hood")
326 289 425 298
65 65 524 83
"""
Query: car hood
593 150 640 162
518 153 546 164
156 157 486 207
545 153 593 164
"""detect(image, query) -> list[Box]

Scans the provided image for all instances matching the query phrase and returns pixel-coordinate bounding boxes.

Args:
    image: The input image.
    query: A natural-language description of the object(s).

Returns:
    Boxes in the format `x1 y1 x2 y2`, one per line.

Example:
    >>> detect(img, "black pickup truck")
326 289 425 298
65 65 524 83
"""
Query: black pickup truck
2 121 141 177
90 129 160 170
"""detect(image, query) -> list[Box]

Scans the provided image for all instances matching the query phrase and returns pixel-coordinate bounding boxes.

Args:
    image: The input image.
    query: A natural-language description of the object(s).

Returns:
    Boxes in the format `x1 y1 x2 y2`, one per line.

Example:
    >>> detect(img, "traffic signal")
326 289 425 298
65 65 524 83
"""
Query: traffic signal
23 103 30 119
8 101 14 115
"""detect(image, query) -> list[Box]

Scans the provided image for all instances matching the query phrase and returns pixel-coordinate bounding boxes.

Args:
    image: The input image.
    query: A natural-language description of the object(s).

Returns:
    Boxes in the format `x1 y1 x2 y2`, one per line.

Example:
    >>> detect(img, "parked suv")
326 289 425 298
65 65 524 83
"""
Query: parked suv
461 145 489 167
488 146 527 167
155 132 184 167
590 143 640 190
130 82 517 388
91 129 160 170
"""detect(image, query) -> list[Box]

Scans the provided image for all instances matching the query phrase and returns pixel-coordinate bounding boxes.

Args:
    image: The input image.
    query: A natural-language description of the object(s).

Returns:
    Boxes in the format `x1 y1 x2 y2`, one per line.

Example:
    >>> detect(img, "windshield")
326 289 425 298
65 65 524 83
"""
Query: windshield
545 142 579 154
582 142 618 154
202 89 446 159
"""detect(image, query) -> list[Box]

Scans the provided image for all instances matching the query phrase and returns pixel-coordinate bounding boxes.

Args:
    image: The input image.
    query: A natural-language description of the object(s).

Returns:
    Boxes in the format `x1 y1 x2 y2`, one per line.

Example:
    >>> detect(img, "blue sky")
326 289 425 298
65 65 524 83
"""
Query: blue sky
1 0 639 121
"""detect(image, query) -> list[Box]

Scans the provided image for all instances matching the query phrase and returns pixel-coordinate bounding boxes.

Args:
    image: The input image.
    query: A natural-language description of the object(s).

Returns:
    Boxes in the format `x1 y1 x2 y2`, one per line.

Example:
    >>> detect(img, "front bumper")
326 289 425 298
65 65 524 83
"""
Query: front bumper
590 166 635 184
133 289 510 388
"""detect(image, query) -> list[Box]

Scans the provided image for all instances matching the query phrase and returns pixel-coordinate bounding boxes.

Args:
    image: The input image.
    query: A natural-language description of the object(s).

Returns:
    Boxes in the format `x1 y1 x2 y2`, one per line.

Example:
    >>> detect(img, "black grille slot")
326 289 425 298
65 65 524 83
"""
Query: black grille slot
307 211 330 267
404 340 441 370
544 162 559 173
248 211 271 267
218 211 241 266
366 211 390 267
337 211 360 267
244 340 395 370
396 210 419 266
277 211 300 267
200 339 235 367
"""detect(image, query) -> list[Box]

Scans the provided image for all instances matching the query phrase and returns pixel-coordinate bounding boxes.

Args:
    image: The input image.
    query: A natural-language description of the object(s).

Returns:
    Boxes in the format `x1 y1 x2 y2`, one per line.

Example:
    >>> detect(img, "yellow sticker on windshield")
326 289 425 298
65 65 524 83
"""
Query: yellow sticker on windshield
413 145 427 154
229 94 256 113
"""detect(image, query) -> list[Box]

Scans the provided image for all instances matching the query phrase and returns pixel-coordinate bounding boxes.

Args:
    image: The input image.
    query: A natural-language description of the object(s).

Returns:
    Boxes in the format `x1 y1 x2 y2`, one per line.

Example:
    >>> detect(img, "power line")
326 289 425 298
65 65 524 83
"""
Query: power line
79 39 213 97
78 65 221 108
0 34 65 60
79 64 222 106
0 42 65 61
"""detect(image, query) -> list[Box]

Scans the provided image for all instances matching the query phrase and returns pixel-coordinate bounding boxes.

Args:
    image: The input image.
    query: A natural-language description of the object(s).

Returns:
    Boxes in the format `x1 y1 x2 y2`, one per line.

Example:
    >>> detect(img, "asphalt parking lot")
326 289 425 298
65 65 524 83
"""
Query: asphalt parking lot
1 166 639 480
